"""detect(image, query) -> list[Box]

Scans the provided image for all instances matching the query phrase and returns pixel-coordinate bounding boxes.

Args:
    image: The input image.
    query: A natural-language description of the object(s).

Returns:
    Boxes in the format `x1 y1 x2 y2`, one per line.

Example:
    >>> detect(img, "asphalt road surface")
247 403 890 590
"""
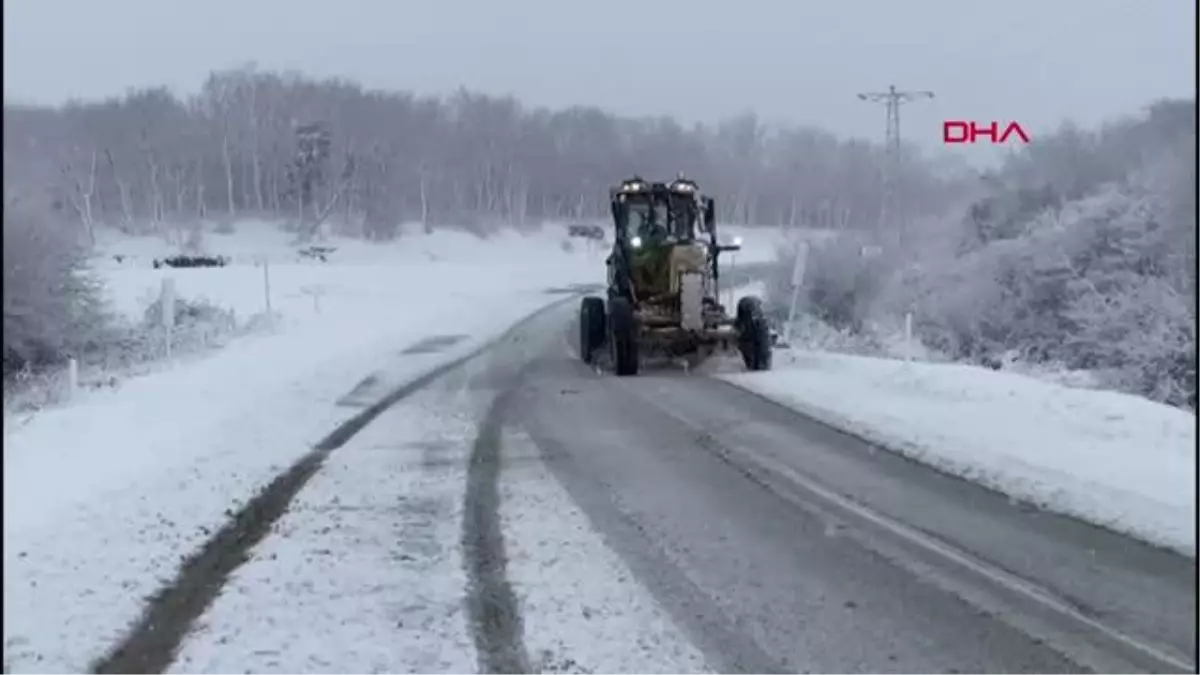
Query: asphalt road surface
493 300 1196 673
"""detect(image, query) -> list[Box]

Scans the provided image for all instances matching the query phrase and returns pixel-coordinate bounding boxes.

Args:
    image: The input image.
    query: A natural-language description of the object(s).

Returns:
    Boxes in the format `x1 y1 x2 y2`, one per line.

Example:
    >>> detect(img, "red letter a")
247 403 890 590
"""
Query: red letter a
999 122 1031 143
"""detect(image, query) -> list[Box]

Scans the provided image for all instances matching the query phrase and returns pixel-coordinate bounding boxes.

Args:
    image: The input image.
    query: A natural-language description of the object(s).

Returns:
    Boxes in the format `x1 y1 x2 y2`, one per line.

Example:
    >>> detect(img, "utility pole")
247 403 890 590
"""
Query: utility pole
857 84 934 251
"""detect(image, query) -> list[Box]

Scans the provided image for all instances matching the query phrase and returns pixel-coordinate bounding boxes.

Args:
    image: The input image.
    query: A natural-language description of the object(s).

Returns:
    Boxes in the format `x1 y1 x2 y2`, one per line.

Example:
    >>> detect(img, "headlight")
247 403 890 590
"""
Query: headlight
630 236 643 248
732 236 743 247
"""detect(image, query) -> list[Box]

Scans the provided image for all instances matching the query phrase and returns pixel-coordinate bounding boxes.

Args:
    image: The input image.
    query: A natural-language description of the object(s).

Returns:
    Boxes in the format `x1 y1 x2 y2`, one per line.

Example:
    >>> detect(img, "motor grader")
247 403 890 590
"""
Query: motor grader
578 175 772 376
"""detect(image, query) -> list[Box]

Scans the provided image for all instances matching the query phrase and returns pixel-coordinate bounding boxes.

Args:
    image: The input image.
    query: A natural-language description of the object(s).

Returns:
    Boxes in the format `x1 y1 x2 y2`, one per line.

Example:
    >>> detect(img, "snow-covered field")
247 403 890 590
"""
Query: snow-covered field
3 221 608 672
721 350 1197 557
92 222 595 326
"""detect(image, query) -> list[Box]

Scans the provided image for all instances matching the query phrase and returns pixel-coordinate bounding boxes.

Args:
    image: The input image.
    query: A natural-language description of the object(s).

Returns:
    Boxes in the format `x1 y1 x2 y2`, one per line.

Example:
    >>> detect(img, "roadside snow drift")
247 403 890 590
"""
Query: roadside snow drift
721 350 1196 557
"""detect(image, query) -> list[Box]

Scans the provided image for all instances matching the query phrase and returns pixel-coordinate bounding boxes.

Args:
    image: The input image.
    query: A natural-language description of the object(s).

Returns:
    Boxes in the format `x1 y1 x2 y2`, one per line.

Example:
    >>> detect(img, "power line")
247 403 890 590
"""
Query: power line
857 84 934 250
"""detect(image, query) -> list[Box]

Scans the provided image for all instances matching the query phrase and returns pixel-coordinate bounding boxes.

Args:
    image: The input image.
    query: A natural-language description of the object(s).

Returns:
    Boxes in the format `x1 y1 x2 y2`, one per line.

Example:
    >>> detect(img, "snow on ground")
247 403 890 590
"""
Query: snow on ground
775 313 1112 394
167 385 479 674
499 427 712 674
169 336 708 674
93 221 591 325
3 221 603 673
720 350 1197 557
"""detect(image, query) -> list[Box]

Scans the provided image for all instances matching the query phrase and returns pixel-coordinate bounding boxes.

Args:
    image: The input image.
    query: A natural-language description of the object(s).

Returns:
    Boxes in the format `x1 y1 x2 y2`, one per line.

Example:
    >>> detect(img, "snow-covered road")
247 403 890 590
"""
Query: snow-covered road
166 359 483 674
166 303 709 674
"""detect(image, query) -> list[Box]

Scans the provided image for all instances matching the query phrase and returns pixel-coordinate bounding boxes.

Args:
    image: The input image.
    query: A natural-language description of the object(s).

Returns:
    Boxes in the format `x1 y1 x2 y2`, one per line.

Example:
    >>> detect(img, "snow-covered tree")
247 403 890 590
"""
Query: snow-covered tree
865 99 1197 409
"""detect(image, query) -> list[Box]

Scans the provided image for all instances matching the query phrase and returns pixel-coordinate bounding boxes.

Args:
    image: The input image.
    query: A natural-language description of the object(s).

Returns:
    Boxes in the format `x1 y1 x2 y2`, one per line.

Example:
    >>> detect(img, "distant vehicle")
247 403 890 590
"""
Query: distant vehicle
577 175 771 375
153 255 228 269
298 245 337 262
567 224 605 240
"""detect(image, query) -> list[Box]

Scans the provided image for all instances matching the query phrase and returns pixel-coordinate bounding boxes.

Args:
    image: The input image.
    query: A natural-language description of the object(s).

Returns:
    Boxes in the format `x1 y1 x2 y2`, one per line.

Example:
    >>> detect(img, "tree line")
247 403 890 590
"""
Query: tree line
3 63 972 242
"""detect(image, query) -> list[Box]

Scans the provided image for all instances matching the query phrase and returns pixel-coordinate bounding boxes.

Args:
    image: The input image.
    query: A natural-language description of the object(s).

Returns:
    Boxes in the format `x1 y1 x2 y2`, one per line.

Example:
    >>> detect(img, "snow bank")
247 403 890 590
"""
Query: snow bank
720 350 1196 557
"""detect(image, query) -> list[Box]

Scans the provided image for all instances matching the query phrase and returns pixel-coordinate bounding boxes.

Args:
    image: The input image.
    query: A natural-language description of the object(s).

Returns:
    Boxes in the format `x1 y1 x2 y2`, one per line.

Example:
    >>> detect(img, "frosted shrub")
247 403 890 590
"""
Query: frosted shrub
3 206 112 378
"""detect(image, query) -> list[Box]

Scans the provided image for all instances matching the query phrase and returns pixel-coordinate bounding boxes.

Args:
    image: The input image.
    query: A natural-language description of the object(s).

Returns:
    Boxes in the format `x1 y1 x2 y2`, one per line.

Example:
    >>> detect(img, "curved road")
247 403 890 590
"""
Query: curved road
485 298 1195 673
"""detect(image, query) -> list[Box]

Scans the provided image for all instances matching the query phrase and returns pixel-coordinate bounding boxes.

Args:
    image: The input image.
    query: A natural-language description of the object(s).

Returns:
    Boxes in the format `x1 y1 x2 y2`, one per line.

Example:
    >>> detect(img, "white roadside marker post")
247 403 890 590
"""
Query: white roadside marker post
783 240 809 347
66 357 79 401
904 310 914 362
262 258 272 316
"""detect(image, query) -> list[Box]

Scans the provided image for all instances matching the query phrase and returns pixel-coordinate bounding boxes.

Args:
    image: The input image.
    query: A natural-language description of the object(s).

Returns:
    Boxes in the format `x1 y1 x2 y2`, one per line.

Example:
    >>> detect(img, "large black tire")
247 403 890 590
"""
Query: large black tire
579 296 606 364
736 296 772 371
608 296 640 376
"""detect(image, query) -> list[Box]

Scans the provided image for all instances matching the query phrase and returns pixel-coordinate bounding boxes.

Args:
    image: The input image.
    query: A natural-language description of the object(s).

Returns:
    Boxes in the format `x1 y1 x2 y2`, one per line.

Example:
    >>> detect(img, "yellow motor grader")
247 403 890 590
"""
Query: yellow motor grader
578 175 772 376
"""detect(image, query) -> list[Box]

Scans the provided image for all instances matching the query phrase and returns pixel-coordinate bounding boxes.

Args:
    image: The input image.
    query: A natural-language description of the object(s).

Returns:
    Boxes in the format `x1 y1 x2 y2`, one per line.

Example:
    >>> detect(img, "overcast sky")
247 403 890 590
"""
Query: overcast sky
4 0 1194 158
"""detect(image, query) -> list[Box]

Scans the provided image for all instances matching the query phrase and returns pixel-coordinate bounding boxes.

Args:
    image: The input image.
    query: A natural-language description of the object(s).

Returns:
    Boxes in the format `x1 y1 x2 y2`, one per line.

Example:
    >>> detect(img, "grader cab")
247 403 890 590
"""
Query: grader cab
578 175 772 375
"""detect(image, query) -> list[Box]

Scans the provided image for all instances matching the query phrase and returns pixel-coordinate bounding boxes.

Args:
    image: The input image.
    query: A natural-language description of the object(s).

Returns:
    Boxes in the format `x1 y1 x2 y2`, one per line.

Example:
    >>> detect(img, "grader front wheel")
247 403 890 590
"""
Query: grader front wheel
579 296 606 364
608 296 640 376
736 296 772 371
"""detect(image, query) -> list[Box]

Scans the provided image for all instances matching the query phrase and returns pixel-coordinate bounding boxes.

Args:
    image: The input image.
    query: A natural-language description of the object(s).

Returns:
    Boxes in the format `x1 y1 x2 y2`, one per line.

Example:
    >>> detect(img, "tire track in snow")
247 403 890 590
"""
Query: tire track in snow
91 444 330 675
461 384 531 674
